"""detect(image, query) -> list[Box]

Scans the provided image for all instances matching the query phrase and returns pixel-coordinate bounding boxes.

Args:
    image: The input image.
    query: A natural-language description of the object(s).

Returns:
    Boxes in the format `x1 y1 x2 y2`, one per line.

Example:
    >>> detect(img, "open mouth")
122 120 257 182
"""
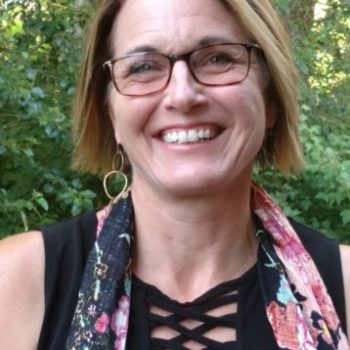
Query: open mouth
160 126 223 145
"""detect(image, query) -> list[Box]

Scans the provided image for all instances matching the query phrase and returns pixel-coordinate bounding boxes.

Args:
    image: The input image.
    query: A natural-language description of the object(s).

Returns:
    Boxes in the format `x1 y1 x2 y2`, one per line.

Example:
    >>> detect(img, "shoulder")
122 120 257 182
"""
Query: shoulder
289 218 336 246
37 211 99 348
340 245 350 338
41 210 98 240
289 219 340 264
40 210 97 263
0 211 99 349
289 219 341 270
39 210 97 305
289 219 342 280
39 211 97 286
0 231 45 349
0 231 45 298
339 244 350 274
289 219 348 333
0 231 44 285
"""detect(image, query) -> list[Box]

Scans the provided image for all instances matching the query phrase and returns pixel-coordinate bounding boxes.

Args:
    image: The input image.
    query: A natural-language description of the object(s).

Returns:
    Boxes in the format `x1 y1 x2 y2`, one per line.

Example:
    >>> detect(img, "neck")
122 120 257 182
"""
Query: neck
130 175 258 302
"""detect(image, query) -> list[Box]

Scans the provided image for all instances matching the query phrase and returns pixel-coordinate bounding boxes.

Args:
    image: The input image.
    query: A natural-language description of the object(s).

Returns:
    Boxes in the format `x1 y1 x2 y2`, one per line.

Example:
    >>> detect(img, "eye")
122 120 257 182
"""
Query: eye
120 54 168 78
193 45 247 70
125 61 156 76
114 53 169 88
206 52 234 65
127 61 157 75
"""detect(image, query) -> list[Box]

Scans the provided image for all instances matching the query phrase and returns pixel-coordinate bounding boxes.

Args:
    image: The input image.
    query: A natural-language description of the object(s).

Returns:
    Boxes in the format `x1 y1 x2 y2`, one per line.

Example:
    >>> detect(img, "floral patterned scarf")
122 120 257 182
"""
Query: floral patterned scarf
66 185 349 350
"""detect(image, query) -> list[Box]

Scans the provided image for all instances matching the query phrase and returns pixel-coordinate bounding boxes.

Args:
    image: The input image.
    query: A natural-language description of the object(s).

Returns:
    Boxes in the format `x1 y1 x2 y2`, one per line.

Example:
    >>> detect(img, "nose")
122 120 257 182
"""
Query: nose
163 61 208 113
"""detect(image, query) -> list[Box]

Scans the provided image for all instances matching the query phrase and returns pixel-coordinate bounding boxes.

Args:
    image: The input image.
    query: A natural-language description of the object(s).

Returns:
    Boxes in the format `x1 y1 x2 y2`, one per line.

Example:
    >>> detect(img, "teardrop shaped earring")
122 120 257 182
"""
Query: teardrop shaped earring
103 145 129 205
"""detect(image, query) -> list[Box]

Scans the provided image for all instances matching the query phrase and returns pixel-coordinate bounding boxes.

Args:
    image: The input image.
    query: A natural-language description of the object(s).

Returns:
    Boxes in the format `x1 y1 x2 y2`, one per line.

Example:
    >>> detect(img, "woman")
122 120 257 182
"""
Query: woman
0 0 349 349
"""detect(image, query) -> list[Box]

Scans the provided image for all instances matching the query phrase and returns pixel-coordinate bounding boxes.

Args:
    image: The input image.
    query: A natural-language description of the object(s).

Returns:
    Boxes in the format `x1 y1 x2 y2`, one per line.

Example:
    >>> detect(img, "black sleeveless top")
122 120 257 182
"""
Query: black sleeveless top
128 266 265 350
37 212 347 349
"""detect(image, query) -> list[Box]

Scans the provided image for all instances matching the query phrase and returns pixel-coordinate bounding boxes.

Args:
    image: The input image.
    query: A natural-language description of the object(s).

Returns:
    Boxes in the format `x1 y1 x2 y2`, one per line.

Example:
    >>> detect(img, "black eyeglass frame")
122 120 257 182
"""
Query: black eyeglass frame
102 42 262 97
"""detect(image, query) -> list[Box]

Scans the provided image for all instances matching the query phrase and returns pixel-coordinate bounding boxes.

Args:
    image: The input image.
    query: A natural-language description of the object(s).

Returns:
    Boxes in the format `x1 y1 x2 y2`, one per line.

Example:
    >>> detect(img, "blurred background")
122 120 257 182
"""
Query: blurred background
1 0 349 240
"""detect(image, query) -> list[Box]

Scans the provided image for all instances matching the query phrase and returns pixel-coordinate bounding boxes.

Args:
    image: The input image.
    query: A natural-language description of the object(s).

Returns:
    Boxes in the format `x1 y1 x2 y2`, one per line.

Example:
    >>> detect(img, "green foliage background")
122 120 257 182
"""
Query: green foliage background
1 0 349 240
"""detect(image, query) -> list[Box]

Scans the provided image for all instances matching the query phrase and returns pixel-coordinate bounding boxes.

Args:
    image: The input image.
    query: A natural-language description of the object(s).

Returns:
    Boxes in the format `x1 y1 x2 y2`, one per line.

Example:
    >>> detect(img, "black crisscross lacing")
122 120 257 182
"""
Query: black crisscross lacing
148 287 237 350
129 270 258 350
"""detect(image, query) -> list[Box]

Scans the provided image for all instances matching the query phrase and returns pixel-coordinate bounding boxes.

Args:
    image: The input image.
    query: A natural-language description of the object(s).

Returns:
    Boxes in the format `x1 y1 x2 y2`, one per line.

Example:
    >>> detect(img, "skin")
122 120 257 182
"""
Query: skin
110 0 275 199
0 231 44 350
108 0 275 299
0 0 349 347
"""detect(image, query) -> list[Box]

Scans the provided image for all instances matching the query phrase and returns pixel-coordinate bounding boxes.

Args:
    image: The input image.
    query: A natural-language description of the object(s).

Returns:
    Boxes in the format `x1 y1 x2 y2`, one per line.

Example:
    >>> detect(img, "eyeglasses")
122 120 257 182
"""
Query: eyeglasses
103 43 261 97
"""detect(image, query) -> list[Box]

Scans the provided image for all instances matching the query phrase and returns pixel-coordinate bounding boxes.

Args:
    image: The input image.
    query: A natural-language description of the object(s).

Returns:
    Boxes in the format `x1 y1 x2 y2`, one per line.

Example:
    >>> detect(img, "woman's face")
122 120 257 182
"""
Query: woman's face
108 0 276 197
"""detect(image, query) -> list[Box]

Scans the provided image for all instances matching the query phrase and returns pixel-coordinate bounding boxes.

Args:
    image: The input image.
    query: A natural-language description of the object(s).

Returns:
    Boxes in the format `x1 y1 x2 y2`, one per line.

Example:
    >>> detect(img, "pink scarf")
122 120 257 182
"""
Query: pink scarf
67 185 349 350
252 184 349 350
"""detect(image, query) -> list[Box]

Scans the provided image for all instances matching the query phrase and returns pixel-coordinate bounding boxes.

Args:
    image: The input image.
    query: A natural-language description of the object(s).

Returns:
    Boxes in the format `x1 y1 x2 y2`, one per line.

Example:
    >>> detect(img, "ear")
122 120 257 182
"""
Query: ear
265 101 278 129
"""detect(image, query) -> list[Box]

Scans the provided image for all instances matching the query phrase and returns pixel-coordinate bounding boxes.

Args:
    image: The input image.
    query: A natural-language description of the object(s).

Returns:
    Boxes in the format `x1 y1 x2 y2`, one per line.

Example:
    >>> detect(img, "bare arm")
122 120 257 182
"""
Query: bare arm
340 244 350 339
0 231 45 350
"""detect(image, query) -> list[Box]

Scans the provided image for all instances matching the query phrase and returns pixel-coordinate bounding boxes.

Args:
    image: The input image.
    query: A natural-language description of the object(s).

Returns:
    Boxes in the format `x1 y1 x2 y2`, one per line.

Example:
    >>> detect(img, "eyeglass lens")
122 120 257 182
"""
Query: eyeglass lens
111 44 252 96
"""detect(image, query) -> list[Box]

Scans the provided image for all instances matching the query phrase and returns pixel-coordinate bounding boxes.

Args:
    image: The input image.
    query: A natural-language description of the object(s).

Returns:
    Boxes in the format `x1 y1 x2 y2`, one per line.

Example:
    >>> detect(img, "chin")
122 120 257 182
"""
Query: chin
155 172 232 198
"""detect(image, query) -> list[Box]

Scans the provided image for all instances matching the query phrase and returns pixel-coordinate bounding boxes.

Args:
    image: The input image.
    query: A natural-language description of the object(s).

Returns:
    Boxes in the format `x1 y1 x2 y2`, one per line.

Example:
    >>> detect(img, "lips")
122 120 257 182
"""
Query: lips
160 126 222 144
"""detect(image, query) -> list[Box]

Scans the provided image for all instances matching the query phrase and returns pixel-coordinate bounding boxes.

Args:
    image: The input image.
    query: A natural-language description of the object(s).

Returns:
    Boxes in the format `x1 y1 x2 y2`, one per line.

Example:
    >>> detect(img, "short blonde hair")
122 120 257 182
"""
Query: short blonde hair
72 0 304 175
222 0 304 174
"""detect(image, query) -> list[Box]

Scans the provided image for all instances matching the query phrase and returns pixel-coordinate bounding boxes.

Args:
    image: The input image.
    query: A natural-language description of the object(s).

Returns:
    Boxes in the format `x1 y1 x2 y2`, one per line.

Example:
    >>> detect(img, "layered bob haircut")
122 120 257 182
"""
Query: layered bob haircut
72 0 304 175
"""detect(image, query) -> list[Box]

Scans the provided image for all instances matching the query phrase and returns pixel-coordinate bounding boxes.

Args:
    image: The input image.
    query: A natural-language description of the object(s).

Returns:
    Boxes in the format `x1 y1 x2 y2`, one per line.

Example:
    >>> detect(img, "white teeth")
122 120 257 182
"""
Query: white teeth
163 133 172 143
178 131 187 144
171 132 178 142
161 128 217 144
188 130 199 142
198 129 205 138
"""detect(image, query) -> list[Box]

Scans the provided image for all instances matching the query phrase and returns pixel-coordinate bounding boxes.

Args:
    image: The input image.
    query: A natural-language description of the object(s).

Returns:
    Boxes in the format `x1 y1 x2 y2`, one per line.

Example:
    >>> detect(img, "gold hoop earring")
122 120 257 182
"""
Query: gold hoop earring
103 146 129 204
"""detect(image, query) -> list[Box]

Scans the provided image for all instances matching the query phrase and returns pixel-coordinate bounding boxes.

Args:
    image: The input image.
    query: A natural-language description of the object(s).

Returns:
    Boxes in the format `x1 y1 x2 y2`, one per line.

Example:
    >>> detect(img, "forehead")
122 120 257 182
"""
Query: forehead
110 0 248 56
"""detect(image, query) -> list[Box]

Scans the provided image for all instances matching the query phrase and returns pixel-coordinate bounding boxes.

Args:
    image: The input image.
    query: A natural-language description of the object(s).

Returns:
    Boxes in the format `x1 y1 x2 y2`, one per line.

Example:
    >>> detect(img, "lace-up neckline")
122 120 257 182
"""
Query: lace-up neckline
127 265 257 350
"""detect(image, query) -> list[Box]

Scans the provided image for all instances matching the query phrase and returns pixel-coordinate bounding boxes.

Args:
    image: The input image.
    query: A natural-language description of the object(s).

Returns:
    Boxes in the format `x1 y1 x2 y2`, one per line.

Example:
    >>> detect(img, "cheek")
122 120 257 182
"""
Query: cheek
225 85 267 129
108 92 158 145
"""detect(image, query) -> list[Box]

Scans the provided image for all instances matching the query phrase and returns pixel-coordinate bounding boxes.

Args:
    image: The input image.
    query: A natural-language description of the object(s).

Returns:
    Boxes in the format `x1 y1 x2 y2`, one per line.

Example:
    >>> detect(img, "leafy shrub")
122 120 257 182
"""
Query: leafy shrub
1 0 349 241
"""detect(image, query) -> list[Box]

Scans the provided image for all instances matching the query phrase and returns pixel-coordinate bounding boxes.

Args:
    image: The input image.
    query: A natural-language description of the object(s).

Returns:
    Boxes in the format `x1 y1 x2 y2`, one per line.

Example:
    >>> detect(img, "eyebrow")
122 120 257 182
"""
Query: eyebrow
125 46 157 56
124 35 233 56
198 35 233 46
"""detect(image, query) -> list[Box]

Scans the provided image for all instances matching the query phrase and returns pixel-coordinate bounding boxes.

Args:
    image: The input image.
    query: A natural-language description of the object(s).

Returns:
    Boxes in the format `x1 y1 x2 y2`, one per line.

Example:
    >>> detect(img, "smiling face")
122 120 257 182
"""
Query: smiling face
108 0 275 198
